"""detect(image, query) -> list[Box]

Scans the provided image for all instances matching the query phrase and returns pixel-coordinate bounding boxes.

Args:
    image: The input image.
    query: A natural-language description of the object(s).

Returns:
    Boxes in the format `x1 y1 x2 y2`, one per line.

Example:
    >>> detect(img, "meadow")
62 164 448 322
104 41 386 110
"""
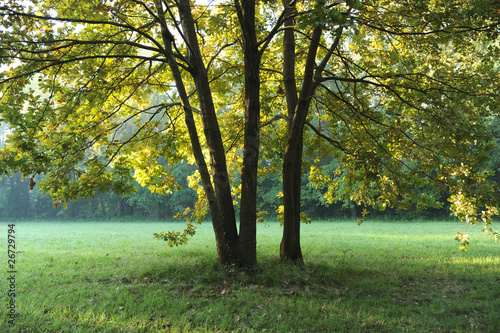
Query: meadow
1 220 499 332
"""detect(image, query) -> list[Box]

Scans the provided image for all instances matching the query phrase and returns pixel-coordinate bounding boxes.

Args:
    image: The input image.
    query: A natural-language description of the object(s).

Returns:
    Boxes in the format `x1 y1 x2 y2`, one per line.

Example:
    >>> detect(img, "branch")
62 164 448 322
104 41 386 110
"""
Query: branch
315 26 344 78
98 103 172 173
0 6 166 54
0 54 163 84
261 113 289 127
207 42 236 72
316 83 444 167
4 38 162 55
361 21 500 36
305 120 345 152
257 8 289 55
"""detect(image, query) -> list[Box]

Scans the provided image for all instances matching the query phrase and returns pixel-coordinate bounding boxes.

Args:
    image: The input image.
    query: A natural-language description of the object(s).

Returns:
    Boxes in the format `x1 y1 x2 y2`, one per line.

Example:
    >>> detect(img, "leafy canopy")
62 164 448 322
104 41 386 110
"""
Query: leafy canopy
0 0 499 249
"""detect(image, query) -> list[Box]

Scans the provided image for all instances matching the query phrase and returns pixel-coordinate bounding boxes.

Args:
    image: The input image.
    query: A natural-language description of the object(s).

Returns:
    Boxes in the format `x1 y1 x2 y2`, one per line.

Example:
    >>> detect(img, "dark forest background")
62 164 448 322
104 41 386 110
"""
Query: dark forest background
0 159 463 222
1 117 499 222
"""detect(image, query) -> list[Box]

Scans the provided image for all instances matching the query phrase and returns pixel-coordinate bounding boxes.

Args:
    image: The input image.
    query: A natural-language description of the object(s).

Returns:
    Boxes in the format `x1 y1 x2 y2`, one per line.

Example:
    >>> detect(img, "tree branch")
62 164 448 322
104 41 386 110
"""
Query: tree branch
0 6 166 54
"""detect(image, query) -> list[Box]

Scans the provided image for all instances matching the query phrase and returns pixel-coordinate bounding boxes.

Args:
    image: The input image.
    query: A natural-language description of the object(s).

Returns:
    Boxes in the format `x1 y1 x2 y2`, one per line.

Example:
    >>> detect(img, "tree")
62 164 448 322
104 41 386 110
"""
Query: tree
1 0 499 268
276 0 500 259
0 172 30 219
0 0 301 266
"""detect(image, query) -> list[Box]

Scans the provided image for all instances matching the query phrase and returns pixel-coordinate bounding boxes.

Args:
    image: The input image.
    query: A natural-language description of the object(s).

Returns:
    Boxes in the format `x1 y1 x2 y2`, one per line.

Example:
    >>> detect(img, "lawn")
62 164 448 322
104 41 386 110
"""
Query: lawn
1 220 499 332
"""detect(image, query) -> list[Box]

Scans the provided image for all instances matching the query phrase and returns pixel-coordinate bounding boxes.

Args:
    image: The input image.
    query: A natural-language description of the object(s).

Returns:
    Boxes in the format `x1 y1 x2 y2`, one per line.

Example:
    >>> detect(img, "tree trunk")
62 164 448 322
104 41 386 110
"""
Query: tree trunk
156 0 259 266
281 132 304 262
156 0 263 267
280 0 302 262
155 201 161 220
280 25 323 262
117 196 122 218
236 0 260 267
351 200 357 219
280 15 344 263
177 0 240 265
155 0 233 265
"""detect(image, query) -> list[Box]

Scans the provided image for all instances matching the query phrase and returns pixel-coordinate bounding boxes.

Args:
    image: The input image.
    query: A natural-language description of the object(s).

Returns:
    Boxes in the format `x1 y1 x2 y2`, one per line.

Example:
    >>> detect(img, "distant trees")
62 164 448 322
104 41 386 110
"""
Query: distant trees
0 172 30 219
0 160 199 220
0 155 475 222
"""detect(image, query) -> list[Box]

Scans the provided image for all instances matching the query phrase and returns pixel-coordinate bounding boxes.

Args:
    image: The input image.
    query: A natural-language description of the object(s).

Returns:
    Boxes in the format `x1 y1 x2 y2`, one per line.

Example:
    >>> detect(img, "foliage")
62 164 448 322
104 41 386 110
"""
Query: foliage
153 220 197 247
0 0 189 205
1 0 500 261
0 165 464 221
289 0 500 248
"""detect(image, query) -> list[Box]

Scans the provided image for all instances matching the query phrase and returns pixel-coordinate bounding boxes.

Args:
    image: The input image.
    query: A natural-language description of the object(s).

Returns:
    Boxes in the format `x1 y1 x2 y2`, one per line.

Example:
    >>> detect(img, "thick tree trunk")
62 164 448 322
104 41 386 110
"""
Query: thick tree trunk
236 0 260 267
156 0 265 267
191 66 239 264
280 24 343 262
281 132 304 262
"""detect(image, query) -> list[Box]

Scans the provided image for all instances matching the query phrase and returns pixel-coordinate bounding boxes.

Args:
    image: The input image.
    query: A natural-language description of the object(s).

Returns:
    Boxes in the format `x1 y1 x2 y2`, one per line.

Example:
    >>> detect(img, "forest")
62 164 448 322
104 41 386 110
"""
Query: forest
3 130 498 223
0 156 452 221
1 117 500 222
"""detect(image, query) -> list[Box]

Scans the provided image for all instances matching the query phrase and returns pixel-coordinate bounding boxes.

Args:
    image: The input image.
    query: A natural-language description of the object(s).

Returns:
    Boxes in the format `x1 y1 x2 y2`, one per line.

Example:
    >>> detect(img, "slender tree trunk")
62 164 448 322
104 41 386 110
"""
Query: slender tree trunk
117 196 122 218
236 0 260 267
280 0 302 262
155 0 234 265
351 200 357 219
155 201 161 220
177 0 240 264
281 25 323 262
280 9 344 262
101 197 107 218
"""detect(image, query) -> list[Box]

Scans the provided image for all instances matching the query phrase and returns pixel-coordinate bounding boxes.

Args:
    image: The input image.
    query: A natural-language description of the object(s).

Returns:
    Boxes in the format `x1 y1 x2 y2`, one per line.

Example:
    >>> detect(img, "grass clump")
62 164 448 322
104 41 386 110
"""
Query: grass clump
1 220 499 332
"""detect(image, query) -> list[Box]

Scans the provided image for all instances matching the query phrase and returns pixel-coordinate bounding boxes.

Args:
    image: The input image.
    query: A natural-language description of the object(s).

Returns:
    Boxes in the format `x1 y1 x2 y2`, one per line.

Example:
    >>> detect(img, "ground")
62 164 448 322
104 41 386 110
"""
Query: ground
1 220 499 332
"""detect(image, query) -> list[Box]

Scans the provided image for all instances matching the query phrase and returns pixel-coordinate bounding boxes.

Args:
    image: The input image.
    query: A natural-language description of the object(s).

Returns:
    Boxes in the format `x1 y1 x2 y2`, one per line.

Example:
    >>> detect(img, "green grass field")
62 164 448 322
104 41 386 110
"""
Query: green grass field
1 220 499 332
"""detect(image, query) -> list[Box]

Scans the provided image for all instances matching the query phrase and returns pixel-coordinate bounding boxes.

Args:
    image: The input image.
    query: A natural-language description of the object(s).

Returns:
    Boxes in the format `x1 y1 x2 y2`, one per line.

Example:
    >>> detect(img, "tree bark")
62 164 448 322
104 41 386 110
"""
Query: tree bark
281 25 323 262
280 8 344 262
280 0 302 262
235 0 261 267
177 0 240 265
155 0 236 265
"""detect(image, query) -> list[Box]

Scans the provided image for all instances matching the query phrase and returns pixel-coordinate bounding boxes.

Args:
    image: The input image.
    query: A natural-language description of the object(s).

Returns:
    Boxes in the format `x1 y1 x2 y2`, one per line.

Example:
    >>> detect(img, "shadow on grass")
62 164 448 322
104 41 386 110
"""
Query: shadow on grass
6 252 499 332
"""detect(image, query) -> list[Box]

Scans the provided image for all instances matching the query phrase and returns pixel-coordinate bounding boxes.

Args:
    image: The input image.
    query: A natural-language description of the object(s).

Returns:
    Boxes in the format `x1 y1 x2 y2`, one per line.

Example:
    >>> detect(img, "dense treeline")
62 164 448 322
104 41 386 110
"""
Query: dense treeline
0 122 453 221
0 160 196 220
2 116 499 222
0 159 450 221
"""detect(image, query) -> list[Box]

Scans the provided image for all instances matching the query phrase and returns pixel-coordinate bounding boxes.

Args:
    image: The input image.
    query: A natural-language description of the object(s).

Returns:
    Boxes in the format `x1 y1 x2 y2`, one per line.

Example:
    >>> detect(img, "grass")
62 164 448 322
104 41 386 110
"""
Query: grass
1 220 499 332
